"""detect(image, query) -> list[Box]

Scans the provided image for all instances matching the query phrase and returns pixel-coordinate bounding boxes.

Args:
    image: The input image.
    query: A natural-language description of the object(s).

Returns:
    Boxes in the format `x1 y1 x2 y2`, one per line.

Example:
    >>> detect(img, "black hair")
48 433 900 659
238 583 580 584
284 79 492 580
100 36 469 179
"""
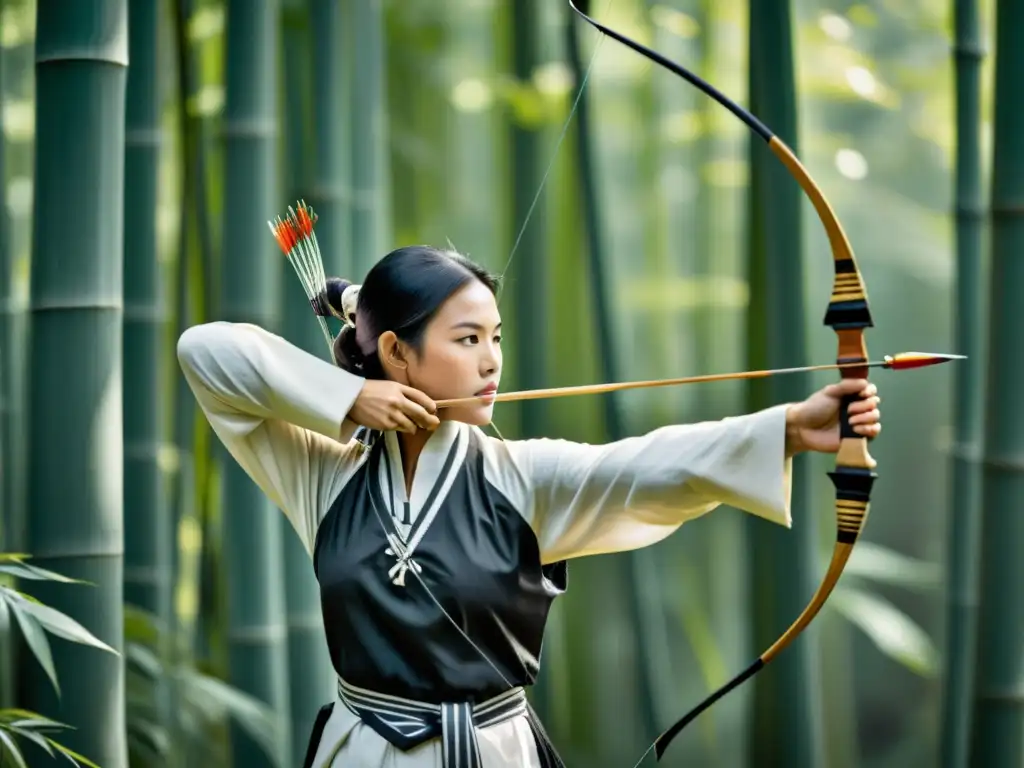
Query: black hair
317 245 500 379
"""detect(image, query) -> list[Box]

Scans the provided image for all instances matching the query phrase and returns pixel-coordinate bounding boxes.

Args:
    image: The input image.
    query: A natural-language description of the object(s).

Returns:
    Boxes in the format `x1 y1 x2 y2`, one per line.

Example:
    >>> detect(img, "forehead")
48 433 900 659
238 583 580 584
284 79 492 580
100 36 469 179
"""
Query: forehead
435 280 500 323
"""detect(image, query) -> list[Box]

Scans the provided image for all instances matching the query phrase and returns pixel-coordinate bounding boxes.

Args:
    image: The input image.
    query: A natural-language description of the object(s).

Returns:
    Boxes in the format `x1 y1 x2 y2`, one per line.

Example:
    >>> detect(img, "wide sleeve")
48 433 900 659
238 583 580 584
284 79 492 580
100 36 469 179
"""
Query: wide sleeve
177 321 368 556
496 404 794 563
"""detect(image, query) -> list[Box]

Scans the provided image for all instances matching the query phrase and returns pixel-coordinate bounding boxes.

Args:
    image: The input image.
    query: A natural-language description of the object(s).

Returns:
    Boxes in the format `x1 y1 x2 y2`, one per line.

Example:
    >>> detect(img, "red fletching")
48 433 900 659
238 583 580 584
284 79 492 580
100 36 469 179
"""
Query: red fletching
884 352 966 370
295 200 317 236
271 218 297 254
269 200 319 256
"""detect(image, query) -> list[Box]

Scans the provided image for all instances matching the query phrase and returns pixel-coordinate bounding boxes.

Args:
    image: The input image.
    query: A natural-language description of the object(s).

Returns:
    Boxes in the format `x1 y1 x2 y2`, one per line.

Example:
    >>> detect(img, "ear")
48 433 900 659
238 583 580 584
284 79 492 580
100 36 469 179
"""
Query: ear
377 331 409 373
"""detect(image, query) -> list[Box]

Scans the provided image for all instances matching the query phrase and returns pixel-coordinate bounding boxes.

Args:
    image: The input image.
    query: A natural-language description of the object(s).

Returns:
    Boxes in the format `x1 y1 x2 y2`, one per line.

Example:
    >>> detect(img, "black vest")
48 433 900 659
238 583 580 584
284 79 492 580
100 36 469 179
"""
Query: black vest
313 428 567 704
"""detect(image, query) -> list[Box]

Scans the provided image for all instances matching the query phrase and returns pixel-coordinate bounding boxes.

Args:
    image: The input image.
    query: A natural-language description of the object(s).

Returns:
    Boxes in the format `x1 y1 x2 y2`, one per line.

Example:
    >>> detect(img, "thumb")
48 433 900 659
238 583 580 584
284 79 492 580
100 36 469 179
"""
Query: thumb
826 377 869 398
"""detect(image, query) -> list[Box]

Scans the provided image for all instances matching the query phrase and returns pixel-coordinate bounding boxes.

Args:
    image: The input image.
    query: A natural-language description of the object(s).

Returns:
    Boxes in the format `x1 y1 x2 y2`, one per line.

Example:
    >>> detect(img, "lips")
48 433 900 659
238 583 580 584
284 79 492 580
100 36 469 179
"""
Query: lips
475 383 498 397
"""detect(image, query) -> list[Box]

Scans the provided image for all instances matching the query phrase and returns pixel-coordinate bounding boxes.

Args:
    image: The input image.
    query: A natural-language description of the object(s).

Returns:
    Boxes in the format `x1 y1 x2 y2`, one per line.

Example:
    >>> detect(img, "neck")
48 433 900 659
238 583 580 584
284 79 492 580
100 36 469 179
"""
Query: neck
397 429 432 494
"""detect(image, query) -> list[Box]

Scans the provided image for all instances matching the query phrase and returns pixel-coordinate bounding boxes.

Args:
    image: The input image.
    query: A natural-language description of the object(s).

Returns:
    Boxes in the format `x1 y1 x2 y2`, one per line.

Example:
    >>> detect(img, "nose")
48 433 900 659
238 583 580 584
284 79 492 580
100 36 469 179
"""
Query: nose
480 341 500 377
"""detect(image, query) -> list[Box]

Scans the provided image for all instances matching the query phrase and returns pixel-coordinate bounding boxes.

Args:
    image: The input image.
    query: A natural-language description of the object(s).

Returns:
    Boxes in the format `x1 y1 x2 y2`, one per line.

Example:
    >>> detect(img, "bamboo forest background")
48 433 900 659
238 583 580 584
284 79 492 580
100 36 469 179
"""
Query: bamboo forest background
0 0 1015 766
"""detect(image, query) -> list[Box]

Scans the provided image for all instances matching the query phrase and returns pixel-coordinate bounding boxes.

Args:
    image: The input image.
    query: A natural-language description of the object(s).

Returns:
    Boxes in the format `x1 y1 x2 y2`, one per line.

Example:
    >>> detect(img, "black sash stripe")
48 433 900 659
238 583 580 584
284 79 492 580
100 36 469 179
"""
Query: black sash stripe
318 679 564 768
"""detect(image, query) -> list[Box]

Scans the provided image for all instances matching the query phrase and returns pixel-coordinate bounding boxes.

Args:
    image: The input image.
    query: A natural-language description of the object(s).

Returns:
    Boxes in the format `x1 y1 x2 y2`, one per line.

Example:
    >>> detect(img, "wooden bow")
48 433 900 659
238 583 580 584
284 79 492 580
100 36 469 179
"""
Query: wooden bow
563 1 891 761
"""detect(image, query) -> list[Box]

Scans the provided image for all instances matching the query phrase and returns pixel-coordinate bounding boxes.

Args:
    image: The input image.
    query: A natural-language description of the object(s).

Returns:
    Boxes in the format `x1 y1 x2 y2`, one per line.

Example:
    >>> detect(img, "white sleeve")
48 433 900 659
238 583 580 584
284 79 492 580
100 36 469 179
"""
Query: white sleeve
492 404 793 563
176 321 369 556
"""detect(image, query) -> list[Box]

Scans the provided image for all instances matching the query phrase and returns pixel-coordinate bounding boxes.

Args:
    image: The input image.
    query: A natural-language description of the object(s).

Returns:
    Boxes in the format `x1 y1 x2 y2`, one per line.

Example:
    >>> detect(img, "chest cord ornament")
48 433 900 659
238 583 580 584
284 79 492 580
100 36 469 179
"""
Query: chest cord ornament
564 2 878 762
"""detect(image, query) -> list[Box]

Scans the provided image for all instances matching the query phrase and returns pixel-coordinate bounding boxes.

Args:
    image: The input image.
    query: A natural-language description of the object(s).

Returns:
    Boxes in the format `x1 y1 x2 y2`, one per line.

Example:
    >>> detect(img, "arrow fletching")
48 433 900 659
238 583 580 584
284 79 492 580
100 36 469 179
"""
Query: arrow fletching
882 352 967 370
268 200 334 350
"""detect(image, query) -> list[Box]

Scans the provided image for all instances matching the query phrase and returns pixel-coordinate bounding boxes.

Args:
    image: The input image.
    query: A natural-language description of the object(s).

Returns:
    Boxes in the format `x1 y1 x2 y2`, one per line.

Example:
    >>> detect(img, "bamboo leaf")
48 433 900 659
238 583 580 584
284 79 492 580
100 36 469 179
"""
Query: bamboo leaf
6 725 56 756
125 642 163 679
122 605 163 646
8 602 60 696
43 737 102 768
842 541 940 591
0 562 87 584
9 717 66 731
126 717 169 758
8 595 118 656
0 710 63 726
0 586 43 605
0 729 29 768
831 585 938 676
179 669 283 766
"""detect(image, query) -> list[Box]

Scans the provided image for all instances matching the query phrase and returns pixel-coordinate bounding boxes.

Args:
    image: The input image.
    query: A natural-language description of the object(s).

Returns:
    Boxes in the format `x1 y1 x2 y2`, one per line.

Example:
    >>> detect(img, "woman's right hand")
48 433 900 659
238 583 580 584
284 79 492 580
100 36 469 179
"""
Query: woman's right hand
349 380 440 434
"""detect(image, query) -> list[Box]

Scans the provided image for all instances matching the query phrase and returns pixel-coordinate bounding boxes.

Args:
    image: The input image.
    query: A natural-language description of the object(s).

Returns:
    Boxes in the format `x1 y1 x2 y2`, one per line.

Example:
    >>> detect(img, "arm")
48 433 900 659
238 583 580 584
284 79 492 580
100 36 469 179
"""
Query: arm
177 321 367 555
493 405 793 563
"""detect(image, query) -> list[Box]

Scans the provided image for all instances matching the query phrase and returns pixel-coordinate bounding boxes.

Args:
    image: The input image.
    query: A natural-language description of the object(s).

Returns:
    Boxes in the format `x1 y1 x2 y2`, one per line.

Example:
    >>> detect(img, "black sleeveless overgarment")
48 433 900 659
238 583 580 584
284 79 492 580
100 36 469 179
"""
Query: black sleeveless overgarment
312 428 567 706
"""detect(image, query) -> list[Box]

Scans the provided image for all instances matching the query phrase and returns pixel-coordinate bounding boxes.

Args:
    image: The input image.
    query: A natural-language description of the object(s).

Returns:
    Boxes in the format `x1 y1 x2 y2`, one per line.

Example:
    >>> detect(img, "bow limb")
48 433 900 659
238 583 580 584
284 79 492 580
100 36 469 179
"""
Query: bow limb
567 2 878 761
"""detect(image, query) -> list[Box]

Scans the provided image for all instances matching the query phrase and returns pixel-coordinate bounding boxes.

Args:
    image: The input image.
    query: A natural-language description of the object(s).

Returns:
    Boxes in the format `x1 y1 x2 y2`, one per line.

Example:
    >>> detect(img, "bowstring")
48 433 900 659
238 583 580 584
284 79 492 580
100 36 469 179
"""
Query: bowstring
492 8 667 765
496 0 611 295
309 1 640 756
488 0 610 449
363 437 517 692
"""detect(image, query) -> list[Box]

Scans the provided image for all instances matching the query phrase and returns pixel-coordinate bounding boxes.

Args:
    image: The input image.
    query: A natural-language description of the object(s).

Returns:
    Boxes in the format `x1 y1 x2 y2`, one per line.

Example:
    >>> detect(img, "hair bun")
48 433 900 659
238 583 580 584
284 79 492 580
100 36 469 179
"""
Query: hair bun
314 277 360 327
333 325 365 372
312 277 352 318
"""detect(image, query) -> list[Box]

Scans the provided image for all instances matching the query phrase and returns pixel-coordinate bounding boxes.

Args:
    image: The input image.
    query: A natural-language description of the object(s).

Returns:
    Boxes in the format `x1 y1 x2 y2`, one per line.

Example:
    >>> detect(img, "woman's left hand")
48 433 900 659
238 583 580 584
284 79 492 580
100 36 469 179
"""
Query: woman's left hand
785 378 881 456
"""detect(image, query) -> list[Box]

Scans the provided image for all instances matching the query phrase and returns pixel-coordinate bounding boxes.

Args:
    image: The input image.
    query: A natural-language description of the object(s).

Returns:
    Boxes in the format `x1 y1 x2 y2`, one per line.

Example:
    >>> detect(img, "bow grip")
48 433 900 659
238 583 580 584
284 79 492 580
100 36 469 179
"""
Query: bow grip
839 391 860 440
834 347 873 445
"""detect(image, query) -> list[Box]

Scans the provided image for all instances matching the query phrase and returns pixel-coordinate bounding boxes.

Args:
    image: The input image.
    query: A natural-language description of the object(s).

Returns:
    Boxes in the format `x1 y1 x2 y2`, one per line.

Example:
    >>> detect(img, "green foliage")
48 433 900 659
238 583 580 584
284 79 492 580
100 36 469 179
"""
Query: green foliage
0 710 101 768
0 553 117 768
833 542 940 677
123 605 284 768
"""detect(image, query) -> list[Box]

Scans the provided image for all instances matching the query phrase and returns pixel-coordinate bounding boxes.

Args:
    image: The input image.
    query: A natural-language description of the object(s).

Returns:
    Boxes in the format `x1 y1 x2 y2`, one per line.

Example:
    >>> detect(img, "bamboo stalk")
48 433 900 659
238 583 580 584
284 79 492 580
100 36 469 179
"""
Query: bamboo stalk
0 11 14 711
221 1 292 765
309 0 351 276
562 1 666 744
434 354 963 408
350 0 388 276
510 0 548 441
124 0 171 636
940 0 987 763
22 1 129 764
969 0 1024 760
278 1 339 760
743 3 823 764
123 0 173 754
0 24 9 554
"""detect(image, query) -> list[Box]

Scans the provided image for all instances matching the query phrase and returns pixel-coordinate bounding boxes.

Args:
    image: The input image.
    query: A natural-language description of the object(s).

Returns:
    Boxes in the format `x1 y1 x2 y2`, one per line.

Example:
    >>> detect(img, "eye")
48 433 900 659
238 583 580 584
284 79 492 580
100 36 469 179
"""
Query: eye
458 334 480 345
493 334 502 344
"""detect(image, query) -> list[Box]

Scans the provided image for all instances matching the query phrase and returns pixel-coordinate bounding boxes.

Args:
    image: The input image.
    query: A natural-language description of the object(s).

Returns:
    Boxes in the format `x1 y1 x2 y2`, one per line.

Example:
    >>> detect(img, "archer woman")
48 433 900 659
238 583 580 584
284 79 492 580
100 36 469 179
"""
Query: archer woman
177 244 882 768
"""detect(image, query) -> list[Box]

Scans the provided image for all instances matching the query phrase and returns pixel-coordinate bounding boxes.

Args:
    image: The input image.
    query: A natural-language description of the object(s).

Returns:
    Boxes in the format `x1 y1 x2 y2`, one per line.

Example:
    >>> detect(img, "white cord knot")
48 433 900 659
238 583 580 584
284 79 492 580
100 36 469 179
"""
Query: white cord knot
385 533 423 587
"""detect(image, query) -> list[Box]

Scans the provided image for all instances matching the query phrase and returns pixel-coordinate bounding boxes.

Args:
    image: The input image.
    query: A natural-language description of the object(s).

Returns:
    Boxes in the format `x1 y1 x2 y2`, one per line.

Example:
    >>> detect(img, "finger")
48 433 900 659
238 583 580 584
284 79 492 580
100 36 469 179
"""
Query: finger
402 401 441 431
824 378 869 397
401 385 438 415
390 412 417 434
849 408 880 425
848 396 881 414
854 422 882 437
860 383 878 398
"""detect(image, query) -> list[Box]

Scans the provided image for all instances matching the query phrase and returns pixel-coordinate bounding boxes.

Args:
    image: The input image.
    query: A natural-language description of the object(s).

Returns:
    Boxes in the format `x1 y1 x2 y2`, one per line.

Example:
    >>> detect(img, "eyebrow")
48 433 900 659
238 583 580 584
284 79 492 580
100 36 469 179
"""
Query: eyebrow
450 321 502 331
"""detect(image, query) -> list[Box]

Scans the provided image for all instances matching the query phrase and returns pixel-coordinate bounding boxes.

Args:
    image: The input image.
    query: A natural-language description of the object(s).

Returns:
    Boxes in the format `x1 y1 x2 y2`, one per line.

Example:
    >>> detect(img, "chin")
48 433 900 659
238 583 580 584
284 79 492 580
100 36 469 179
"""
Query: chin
452 403 495 427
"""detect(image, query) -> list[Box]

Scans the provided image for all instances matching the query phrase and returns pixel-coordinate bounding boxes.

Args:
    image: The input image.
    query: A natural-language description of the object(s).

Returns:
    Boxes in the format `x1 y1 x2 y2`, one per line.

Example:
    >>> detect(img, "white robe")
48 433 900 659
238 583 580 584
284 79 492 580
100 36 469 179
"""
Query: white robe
177 321 794 767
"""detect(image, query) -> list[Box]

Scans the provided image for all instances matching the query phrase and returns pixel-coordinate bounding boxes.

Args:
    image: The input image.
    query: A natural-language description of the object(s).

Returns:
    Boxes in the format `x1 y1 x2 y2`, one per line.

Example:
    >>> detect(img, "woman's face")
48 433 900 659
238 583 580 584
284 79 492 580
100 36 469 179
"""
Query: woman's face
403 280 502 426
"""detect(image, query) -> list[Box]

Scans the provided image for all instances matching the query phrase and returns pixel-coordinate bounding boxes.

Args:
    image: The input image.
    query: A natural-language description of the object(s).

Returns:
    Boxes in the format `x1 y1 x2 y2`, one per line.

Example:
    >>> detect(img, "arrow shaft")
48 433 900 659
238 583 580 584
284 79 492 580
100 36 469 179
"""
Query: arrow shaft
436 359 886 409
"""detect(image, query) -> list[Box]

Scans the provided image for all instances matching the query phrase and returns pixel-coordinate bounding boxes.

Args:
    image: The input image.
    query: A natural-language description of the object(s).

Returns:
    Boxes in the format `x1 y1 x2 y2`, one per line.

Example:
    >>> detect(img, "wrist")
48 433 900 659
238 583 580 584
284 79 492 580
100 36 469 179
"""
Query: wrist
784 404 804 457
